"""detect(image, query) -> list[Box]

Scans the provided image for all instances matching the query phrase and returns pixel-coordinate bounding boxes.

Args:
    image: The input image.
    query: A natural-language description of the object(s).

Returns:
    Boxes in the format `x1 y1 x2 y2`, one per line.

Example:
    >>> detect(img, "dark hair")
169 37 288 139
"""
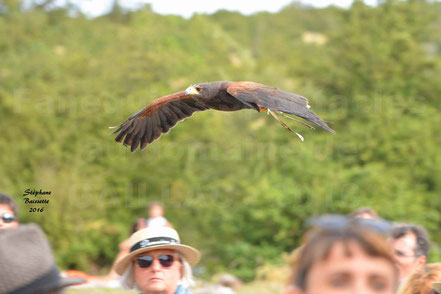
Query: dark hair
0 193 18 217
391 224 430 258
293 226 398 290
349 207 378 219
130 221 138 234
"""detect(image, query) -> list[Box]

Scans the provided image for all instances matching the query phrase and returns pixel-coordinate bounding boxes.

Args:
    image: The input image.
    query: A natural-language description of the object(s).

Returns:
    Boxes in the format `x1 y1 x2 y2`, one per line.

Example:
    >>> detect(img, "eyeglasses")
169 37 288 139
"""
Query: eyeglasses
1 213 16 223
394 249 416 258
306 214 393 235
136 254 175 268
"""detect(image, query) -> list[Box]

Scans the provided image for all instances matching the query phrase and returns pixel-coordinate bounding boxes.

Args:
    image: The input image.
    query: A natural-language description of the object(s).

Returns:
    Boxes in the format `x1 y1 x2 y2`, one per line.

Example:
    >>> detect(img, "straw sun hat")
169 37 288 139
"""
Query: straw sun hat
115 226 200 275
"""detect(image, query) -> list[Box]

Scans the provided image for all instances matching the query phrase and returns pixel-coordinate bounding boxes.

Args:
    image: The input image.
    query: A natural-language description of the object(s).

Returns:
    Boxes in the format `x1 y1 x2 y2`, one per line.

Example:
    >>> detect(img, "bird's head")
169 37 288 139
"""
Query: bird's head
185 83 215 99
185 82 226 99
185 84 204 97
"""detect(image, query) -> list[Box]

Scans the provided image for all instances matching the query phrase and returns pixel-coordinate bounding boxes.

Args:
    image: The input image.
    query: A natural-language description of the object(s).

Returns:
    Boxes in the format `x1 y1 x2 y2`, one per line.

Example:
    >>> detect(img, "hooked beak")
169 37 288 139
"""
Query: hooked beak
185 86 199 96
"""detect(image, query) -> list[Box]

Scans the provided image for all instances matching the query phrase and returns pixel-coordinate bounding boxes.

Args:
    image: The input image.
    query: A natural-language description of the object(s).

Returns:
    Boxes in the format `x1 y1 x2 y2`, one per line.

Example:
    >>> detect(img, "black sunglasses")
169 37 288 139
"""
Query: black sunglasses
136 254 175 268
1 213 16 223
306 214 393 235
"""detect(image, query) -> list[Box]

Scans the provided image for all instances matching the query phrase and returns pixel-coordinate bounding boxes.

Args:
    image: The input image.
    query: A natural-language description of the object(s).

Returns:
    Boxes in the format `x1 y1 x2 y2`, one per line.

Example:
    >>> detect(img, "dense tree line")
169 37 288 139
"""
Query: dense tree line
1 0 440 281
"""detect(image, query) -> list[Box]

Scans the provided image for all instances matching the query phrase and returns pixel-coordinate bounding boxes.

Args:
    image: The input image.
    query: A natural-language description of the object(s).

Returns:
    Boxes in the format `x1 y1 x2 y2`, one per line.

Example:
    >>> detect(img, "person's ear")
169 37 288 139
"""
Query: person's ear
284 285 303 294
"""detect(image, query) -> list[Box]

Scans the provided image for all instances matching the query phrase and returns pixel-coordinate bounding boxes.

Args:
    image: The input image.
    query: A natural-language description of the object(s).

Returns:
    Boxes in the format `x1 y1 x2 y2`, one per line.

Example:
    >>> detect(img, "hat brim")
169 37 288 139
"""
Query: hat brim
58 276 87 288
115 244 200 275
433 282 441 293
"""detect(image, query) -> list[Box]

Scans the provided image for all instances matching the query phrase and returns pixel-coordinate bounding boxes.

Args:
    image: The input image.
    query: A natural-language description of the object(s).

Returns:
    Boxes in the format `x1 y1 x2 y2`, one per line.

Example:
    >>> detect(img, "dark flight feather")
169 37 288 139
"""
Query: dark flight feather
226 82 335 134
112 81 335 151
112 91 210 151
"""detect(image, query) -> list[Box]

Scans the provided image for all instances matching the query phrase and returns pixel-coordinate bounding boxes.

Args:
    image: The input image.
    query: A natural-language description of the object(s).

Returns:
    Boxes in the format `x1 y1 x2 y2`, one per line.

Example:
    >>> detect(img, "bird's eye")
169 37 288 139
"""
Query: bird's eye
195 87 202 92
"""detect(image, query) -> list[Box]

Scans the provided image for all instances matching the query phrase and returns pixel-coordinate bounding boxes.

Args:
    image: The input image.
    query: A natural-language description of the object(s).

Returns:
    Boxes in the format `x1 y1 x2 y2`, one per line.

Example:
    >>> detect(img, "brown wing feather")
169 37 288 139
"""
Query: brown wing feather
227 81 309 107
226 81 335 133
112 91 210 152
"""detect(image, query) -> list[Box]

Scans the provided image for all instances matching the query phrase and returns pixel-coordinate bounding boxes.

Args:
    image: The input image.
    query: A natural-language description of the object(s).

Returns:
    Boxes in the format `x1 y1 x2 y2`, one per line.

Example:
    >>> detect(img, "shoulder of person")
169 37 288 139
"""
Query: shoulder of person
175 285 191 294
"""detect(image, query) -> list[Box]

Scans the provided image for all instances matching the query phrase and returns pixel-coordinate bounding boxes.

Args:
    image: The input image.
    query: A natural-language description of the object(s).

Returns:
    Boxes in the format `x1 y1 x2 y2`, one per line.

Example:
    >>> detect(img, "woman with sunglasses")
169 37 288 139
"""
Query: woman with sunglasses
115 226 200 294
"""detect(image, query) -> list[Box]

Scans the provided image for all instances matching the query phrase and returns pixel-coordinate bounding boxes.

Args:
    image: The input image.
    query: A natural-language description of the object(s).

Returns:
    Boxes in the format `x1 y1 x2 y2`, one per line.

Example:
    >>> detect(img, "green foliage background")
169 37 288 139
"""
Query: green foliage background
1 0 440 281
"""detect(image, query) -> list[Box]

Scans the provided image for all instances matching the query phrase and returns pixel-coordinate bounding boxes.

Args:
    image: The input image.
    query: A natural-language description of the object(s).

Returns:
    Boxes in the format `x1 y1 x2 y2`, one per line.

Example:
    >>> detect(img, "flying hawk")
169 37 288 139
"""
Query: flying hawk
111 81 335 152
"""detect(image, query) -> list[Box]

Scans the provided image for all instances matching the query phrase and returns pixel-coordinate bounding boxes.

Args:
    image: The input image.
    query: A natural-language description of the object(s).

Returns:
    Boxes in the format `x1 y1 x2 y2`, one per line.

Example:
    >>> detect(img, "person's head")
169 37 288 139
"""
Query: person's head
285 225 399 294
0 223 84 294
131 220 145 234
148 202 164 218
350 207 379 220
116 226 200 294
390 224 430 282
0 193 19 229
397 263 441 294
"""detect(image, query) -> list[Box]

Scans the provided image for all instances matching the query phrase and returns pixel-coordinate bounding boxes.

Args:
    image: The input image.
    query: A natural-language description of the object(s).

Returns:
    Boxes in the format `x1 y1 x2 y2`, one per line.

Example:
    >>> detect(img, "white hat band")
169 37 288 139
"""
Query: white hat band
130 237 180 252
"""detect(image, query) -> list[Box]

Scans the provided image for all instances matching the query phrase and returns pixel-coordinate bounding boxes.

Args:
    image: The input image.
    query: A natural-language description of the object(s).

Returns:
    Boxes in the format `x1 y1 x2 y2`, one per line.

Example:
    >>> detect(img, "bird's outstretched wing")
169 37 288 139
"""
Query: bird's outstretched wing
111 91 209 152
226 81 335 133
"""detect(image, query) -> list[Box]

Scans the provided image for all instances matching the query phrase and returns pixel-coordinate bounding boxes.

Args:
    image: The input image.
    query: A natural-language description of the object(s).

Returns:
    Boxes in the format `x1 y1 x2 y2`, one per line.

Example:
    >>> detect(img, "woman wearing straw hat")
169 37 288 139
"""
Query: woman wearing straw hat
115 226 200 294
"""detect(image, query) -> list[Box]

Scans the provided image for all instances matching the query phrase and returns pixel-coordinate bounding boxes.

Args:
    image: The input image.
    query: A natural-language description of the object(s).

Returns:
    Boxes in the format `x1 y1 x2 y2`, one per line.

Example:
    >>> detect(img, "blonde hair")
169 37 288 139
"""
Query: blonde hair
120 252 194 290
398 263 441 294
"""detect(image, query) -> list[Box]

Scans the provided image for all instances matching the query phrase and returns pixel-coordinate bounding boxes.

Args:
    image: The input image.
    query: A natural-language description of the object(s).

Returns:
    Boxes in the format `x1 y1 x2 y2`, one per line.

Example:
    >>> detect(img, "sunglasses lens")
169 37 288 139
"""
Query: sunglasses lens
307 214 348 230
307 214 392 236
1 213 15 223
353 218 392 235
136 256 153 268
159 255 174 267
136 255 175 268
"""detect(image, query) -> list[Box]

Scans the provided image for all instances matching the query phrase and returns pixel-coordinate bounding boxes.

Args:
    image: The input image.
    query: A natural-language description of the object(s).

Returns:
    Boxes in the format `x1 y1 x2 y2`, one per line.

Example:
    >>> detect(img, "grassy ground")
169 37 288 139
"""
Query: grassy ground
67 264 287 294
68 290 132 294
237 281 283 294
67 281 283 294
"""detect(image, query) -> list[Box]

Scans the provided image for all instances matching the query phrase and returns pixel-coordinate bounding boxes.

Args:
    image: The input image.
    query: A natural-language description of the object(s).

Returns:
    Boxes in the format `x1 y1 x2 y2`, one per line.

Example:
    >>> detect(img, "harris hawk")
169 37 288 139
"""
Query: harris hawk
111 81 335 152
